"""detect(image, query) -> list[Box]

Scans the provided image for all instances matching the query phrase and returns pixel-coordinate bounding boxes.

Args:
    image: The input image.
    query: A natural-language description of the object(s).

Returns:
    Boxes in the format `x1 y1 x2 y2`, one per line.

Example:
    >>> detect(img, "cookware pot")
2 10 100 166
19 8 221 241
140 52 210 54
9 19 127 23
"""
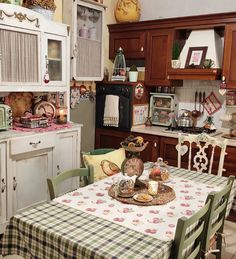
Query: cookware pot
177 110 193 127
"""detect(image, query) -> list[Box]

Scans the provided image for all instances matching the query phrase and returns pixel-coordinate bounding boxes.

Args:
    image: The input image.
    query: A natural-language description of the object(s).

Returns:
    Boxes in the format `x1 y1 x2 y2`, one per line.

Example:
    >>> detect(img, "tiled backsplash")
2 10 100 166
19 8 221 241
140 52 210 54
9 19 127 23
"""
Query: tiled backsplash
175 80 236 129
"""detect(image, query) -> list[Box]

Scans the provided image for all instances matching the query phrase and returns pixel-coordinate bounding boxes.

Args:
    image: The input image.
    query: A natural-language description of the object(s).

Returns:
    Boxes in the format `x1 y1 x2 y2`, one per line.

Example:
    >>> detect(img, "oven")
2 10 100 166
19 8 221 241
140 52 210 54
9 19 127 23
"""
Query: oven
96 82 148 131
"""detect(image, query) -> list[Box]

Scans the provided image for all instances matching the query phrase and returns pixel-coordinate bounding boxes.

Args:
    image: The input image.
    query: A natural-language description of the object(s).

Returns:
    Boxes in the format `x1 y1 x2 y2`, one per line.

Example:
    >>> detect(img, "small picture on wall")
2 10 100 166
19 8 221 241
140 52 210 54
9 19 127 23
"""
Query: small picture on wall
202 91 222 115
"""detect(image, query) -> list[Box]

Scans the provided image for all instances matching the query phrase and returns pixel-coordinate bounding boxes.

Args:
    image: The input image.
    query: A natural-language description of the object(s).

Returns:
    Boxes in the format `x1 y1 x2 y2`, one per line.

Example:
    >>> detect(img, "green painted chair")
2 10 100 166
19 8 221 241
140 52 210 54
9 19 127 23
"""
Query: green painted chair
47 167 94 200
172 198 212 259
201 175 235 259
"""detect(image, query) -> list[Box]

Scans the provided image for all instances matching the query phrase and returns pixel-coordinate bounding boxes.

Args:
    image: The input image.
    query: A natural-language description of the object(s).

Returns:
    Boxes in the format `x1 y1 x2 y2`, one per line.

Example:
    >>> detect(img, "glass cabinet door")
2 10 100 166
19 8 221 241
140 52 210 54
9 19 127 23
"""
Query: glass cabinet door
73 1 104 80
43 34 66 86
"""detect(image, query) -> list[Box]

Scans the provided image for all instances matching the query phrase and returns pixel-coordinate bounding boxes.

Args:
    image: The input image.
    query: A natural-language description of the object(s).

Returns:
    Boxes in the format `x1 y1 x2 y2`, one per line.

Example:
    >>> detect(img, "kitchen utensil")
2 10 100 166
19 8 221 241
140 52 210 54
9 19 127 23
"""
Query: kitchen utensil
177 110 193 127
202 91 206 114
191 91 201 118
198 91 202 114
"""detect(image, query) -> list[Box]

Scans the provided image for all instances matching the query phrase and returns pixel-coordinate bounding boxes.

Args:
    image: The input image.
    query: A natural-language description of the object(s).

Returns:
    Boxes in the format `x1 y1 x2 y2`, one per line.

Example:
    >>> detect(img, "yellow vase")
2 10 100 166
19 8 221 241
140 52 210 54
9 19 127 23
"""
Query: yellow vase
114 0 141 23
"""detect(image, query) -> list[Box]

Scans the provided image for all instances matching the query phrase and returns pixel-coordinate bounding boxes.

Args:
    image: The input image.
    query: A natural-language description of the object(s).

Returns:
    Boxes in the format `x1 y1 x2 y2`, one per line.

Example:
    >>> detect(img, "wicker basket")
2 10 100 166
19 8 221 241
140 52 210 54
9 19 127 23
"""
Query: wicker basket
120 141 148 153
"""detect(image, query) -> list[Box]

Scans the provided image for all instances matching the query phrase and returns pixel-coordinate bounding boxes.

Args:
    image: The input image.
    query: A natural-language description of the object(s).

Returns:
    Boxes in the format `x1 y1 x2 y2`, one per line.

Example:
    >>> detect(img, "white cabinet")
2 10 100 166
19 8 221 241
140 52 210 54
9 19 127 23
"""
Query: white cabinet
7 133 56 217
0 3 69 92
0 142 7 233
149 93 178 126
63 0 105 81
54 129 81 195
43 33 67 87
0 126 82 233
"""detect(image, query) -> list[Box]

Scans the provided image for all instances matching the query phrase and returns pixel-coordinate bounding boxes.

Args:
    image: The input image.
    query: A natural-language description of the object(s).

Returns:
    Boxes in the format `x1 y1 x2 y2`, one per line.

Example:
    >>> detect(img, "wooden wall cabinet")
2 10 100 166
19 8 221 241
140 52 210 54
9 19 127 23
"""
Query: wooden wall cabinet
109 30 146 59
145 29 173 86
222 23 236 88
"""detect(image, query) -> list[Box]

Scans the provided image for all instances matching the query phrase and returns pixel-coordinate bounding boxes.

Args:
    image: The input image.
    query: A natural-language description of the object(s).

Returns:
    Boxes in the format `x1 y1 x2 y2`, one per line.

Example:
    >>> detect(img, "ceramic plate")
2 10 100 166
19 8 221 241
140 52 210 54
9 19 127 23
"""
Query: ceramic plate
133 193 153 203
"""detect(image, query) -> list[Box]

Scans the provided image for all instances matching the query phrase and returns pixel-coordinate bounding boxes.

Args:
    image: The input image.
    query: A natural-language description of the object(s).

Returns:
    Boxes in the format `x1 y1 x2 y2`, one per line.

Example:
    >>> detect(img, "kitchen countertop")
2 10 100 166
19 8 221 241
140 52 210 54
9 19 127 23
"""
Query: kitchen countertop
131 125 236 147
0 123 83 141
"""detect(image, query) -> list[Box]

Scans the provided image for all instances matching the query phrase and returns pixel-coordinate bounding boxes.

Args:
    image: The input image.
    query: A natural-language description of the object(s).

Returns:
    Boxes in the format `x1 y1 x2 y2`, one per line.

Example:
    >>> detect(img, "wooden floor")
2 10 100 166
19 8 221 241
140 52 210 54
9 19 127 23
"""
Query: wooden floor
1 220 236 258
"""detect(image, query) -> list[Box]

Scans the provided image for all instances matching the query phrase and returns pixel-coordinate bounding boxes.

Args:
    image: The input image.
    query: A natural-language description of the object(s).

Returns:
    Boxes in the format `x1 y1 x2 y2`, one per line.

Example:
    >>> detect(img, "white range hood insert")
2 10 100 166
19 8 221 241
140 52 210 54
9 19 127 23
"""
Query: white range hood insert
179 29 223 69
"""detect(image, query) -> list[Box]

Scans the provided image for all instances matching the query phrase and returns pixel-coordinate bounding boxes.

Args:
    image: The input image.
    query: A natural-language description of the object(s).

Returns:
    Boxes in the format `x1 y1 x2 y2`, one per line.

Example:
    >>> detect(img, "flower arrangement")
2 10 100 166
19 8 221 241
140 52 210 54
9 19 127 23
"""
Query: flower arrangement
22 0 56 11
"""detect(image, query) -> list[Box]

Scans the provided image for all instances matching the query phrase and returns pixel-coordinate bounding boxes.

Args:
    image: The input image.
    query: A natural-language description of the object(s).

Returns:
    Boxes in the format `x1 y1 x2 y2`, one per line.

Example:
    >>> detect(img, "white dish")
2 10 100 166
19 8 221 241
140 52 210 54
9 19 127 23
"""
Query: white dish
133 193 153 203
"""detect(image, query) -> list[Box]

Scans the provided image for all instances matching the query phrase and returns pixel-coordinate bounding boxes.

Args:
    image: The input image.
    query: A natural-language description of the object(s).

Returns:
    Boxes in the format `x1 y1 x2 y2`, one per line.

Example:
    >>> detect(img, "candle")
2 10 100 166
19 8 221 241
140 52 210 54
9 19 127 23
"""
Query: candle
148 181 158 196
56 108 67 124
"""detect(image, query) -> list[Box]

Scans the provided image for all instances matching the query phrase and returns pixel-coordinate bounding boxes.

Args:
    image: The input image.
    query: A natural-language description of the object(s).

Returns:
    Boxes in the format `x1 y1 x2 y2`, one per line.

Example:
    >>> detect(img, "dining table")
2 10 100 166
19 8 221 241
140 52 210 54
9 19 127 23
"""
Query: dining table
1 165 235 259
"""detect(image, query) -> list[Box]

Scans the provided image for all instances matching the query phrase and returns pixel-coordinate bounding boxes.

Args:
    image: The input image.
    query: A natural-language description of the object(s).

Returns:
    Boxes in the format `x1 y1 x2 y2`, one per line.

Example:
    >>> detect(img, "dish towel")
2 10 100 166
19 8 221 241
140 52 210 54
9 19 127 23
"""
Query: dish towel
103 95 119 127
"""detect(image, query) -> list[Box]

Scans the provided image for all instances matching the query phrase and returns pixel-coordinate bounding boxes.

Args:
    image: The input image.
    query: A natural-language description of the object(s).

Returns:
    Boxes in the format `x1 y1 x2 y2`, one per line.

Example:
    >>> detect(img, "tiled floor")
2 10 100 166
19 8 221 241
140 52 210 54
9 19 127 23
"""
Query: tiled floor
1 220 236 259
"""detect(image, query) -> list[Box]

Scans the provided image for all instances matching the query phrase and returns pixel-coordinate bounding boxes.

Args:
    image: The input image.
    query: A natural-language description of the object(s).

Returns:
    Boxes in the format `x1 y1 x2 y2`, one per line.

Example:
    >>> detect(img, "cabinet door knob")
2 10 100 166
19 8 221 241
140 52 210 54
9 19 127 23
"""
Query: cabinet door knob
1 178 6 193
167 75 170 80
154 142 157 147
13 177 17 191
140 46 144 52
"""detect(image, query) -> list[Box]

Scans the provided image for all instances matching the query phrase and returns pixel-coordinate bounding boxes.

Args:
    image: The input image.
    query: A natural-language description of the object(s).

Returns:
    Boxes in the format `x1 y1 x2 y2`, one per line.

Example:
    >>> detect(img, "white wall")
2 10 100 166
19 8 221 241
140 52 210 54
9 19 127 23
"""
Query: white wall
140 0 236 20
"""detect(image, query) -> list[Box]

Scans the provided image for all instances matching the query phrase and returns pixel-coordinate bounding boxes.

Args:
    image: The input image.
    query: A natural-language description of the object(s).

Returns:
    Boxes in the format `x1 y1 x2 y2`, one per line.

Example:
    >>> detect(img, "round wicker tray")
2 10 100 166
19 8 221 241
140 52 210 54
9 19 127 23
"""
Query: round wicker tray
108 181 176 206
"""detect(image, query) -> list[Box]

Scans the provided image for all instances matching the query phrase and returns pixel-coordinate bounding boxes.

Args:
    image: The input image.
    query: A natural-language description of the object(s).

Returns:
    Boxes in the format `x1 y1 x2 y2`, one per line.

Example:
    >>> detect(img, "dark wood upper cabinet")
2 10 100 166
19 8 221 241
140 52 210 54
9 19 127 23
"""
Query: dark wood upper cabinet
109 30 146 59
145 29 173 86
223 24 236 88
108 12 236 87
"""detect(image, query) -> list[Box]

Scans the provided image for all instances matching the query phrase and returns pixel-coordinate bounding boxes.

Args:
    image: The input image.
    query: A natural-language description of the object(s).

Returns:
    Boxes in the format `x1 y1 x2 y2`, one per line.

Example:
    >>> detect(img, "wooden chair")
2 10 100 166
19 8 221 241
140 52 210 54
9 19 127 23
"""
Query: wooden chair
172 198 212 259
47 167 94 200
177 133 228 176
201 175 235 259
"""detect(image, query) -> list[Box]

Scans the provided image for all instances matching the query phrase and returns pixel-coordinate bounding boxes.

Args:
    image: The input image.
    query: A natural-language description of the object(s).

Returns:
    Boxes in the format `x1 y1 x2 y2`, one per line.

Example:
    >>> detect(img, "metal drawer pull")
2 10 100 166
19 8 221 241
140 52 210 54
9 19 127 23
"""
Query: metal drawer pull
29 141 41 145
13 177 17 191
1 179 6 193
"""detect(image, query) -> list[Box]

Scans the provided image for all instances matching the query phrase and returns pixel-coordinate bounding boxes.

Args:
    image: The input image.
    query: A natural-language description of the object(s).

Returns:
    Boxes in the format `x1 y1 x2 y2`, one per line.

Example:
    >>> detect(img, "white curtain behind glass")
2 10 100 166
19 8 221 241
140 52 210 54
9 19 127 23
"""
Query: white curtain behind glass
0 29 38 83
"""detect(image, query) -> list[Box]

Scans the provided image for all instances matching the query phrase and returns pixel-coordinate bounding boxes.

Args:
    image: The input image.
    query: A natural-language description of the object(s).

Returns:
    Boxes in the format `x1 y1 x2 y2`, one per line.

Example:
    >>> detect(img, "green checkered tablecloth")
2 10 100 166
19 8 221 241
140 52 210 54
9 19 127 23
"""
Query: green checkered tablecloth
0 202 172 259
0 167 235 259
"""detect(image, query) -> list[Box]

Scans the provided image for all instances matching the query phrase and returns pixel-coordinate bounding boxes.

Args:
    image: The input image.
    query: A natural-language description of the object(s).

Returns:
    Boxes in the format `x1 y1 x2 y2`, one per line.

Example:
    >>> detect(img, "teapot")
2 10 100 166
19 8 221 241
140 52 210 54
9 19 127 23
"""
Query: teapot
79 24 89 38
177 109 193 127
117 174 137 197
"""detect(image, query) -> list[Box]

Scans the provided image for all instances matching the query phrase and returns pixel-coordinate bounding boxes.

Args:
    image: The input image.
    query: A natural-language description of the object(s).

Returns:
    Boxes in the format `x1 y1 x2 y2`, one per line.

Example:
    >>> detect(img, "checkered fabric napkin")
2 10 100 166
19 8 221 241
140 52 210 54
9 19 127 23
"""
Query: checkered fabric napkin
0 202 172 259
169 166 236 214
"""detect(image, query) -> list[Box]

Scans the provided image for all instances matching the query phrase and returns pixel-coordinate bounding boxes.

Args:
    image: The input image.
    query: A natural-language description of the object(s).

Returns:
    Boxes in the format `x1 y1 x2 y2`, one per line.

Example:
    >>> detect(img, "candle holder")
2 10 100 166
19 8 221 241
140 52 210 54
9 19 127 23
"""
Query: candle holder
56 107 67 124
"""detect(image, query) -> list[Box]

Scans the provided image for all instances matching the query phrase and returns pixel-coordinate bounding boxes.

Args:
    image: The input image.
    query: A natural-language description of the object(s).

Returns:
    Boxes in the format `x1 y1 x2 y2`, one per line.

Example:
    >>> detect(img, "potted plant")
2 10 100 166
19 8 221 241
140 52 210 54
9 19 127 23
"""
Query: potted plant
128 64 138 82
171 42 181 69
22 0 56 20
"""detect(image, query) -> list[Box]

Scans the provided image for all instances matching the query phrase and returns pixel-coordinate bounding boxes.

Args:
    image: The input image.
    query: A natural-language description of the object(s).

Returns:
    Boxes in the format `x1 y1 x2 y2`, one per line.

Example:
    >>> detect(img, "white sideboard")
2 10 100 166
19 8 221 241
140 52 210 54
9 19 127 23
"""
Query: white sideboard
0 125 82 234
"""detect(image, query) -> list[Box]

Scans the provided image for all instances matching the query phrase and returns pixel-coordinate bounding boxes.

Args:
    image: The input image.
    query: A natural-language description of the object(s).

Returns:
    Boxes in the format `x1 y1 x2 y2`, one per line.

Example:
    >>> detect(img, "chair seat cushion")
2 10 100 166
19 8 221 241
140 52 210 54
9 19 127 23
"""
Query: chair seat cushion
83 148 126 181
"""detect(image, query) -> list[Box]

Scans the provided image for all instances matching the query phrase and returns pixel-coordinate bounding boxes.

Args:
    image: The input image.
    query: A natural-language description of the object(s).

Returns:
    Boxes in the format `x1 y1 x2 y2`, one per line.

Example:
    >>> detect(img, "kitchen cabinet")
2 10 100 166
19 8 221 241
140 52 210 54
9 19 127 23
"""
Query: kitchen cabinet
131 133 159 162
7 133 56 217
0 4 69 92
108 29 146 59
0 142 7 233
63 0 105 81
145 29 173 86
54 129 81 195
223 23 236 88
95 128 130 150
43 33 67 87
0 126 82 234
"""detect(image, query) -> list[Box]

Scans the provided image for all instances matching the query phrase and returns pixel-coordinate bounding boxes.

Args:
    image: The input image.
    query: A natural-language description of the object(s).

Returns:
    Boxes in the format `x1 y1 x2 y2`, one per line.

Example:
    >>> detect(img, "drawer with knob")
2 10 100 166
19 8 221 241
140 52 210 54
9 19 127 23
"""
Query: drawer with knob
10 133 56 155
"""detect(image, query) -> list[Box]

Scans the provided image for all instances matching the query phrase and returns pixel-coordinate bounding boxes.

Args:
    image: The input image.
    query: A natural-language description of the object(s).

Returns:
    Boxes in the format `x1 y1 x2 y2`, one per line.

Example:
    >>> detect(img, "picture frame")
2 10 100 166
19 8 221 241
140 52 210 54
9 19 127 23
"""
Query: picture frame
202 91 222 115
185 46 208 68
133 104 149 126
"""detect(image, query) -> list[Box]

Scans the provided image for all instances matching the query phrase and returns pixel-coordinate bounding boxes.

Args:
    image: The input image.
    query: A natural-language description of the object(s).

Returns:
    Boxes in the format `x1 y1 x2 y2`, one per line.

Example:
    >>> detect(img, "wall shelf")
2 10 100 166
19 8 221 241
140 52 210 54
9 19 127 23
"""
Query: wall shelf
167 68 222 80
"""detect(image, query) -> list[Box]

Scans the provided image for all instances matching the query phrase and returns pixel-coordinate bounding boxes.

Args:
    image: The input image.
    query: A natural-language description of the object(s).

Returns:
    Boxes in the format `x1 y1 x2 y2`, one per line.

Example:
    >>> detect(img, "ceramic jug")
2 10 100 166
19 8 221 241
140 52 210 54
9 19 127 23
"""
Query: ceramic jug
79 24 89 38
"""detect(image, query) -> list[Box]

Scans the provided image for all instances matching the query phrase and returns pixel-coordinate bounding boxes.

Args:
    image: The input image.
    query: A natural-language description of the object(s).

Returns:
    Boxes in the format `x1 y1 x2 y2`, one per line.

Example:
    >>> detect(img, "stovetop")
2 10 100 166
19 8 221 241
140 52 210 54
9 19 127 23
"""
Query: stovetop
164 126 217 135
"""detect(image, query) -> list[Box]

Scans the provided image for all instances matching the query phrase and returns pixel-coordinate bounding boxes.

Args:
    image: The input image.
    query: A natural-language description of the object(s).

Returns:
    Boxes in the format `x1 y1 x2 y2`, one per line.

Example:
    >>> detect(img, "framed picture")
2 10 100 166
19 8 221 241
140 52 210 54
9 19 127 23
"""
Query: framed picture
185 46 208 68
202 91 222 115
133 104 149 126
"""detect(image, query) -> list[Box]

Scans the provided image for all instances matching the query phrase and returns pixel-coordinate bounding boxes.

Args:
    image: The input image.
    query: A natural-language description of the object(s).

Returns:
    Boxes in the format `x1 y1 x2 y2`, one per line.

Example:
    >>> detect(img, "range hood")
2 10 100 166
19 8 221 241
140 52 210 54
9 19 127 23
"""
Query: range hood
179 29 223 68
168 29 223 80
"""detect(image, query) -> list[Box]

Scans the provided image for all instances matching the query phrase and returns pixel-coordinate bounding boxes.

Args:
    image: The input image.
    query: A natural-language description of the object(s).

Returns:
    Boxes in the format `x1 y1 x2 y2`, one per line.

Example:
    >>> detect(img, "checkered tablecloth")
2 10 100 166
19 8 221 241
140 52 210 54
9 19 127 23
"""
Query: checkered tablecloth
0 202 172 259
0 167 235 259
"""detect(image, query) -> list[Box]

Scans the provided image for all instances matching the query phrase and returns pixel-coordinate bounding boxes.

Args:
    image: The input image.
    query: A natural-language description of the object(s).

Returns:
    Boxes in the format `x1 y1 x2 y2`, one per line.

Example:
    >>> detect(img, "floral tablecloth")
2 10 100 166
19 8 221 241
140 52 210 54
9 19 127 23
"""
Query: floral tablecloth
55 168 225 241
